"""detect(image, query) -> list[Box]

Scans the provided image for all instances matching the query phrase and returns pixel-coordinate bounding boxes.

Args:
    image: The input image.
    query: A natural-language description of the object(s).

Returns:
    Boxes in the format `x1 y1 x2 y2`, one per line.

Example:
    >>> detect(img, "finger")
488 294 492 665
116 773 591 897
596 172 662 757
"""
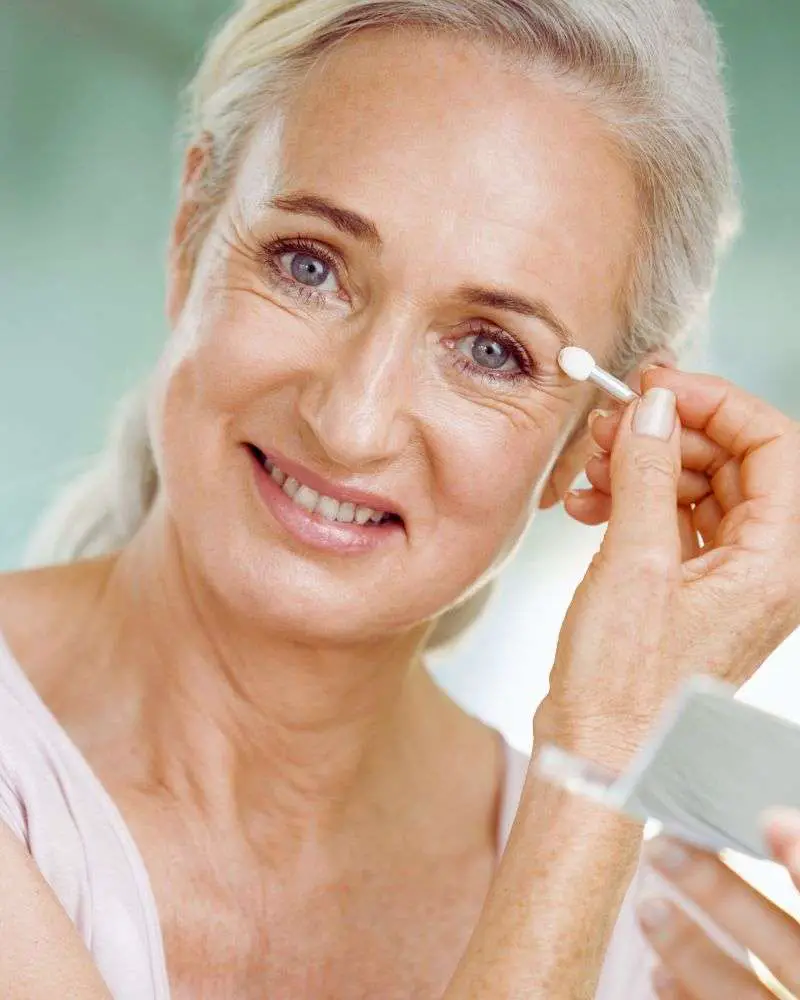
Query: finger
603 388 683 566
586 454 712 506
591 411 731 476
693 494 723 548
641 368 795 450
638 898 773 1000
762 809 800 888
710 458 744 514
646 838 800 996
563 488 612 526
651 967 695 999
641 369 799 505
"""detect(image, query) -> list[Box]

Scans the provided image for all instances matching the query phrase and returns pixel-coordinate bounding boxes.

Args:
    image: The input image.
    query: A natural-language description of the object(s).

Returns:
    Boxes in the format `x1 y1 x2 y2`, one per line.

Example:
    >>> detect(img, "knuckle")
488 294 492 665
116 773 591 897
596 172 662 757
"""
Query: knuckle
629 449 677 485
630 545 676 581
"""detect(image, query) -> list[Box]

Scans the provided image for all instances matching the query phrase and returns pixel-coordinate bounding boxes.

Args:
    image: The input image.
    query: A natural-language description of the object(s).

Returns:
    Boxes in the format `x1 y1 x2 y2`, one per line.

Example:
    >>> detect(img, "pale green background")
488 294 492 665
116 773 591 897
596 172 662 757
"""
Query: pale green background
1 0 799 922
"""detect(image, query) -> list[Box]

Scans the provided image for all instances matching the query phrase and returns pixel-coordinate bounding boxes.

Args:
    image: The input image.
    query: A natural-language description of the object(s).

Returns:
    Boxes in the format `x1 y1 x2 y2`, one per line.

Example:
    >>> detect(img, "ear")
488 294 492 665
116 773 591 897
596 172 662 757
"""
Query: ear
537 345 678 510
166 137 213 326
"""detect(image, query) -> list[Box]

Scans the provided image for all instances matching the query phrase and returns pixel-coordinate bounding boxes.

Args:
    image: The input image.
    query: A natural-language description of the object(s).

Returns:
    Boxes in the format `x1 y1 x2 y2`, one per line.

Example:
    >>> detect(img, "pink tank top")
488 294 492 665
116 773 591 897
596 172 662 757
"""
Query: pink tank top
0 632 655 998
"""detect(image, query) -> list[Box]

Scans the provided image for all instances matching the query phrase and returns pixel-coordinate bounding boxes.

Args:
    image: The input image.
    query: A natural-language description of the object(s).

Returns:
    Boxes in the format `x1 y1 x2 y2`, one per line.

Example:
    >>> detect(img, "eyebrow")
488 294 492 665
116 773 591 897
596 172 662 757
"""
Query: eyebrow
455 284 575 347
269 191 575 347
269 192 383 251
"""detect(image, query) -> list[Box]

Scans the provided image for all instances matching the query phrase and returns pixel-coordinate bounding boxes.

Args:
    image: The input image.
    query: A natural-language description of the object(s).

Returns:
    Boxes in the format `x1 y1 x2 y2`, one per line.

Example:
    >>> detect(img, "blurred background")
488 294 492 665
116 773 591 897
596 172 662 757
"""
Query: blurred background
2 0 799 932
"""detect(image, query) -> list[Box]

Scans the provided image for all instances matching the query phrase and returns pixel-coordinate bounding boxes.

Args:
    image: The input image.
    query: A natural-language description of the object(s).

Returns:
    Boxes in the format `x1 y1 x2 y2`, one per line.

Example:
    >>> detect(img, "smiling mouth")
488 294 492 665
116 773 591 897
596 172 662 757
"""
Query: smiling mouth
247 445 404 528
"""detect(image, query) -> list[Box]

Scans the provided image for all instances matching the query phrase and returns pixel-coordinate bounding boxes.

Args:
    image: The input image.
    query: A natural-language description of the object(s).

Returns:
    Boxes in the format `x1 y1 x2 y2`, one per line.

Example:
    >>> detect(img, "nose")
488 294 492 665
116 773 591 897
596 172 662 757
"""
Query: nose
297 313 417 471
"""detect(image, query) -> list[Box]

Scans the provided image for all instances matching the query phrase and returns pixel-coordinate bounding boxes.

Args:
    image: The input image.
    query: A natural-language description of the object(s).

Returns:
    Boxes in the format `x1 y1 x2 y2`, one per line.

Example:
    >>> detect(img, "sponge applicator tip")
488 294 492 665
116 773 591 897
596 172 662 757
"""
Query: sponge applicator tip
557 344 639 404
557 345 596 382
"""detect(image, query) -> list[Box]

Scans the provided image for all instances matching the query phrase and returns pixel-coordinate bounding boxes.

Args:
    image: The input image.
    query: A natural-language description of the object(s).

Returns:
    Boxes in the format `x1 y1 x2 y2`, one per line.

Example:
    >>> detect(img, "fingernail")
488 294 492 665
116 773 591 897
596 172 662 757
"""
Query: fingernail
638 898 673 938
587 408 612 430
647 838 689 874
652 966 676 992
633 387 676 440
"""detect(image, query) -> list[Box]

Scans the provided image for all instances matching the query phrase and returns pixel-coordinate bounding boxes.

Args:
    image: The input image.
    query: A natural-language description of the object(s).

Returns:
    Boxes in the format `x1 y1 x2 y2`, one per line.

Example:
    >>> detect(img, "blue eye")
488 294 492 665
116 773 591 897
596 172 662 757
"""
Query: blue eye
457 333 521 373
261 236 344 304
285 252 332 288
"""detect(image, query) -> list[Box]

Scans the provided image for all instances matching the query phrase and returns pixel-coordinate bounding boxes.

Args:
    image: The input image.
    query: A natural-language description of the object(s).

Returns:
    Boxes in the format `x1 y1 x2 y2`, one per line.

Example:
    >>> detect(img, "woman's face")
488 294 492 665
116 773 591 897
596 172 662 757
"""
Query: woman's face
158 29 640 643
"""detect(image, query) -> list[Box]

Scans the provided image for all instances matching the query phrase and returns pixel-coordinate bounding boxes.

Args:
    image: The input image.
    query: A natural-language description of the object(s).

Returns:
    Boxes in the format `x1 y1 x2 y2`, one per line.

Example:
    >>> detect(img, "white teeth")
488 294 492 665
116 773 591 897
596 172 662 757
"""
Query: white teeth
336 502 355 524
317 496 340 521
266 457 393 526
354 506 374 525
294 485 319 512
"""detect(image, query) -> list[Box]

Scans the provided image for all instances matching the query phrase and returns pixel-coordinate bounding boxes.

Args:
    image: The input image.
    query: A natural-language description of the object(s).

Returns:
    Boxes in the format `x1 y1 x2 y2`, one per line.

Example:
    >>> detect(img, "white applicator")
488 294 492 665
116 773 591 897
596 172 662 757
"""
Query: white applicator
557 346 639 404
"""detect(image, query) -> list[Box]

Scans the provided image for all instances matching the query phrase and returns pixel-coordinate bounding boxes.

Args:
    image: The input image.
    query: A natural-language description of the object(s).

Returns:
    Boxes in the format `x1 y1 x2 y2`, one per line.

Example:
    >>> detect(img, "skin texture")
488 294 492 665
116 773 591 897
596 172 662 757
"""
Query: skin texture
0 25 799 1000
157 31 639 645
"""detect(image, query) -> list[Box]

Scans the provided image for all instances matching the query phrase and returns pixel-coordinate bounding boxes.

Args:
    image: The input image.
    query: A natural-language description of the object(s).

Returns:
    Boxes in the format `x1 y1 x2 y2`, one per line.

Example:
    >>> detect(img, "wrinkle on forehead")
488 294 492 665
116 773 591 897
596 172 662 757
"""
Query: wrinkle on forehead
224 28 638 384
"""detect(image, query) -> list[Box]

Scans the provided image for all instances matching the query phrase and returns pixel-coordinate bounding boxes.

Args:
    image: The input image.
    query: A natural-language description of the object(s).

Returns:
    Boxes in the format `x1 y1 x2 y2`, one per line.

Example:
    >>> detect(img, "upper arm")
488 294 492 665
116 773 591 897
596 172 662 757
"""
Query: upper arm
0 805 112 999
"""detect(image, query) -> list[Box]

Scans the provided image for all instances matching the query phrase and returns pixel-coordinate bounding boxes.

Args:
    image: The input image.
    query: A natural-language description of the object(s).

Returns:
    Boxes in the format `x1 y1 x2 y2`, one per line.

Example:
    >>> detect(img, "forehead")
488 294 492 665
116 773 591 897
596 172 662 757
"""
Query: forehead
237 28 640 355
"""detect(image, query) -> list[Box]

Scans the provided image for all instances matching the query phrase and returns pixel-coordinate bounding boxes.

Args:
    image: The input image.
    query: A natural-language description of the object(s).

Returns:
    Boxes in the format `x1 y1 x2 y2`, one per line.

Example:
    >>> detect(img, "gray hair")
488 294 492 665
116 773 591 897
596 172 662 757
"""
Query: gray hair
27 0 740 647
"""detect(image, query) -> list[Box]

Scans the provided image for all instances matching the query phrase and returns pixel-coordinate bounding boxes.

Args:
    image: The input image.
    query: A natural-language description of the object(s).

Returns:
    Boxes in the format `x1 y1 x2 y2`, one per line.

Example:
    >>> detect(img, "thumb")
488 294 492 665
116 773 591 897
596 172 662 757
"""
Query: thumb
603 387 683 565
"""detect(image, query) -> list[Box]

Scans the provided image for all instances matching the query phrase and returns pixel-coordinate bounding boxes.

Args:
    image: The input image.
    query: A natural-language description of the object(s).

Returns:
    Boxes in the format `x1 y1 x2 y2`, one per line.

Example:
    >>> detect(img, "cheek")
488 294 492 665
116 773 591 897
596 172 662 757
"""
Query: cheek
162 268 327 422
427 392 566 527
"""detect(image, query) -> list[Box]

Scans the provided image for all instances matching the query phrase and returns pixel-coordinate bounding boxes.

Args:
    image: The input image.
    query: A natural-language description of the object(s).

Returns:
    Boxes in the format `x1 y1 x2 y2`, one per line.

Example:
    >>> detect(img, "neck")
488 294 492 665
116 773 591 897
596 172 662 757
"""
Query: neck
65 515 486 854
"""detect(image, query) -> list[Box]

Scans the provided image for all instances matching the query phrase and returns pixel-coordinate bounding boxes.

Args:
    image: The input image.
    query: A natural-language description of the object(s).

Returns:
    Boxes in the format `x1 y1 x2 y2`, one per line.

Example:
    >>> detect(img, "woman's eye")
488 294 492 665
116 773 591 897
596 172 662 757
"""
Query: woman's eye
278 250 340 294
457 333 521 373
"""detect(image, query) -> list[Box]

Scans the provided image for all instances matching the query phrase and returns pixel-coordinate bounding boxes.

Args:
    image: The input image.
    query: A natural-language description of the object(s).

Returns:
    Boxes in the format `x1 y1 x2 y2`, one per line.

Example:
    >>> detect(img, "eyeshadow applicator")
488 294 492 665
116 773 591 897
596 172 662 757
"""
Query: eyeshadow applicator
557 346 639 404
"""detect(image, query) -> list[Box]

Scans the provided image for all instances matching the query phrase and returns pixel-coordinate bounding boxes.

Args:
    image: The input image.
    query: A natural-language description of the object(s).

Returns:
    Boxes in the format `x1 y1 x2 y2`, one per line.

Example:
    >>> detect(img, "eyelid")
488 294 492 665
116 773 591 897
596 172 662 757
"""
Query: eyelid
261 235 350 306
266 234 350 282
459 319 538 376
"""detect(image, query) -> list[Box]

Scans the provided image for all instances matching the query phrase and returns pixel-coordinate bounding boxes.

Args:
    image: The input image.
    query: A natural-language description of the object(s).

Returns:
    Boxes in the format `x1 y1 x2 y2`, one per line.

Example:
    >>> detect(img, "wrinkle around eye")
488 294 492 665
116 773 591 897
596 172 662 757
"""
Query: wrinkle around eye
447 376 567 435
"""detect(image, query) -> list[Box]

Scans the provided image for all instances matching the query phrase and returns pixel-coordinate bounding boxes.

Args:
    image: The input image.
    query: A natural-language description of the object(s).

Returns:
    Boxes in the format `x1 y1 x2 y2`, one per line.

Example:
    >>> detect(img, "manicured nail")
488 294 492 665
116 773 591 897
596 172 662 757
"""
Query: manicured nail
638 899 673 938
647 838 689 874
633 387 676 440
652 966 676 992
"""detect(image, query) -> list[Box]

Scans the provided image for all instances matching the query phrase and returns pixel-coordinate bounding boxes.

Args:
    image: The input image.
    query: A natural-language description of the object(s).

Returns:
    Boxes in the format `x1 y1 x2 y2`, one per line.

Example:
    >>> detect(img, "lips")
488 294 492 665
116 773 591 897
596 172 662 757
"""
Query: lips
246 444 404 528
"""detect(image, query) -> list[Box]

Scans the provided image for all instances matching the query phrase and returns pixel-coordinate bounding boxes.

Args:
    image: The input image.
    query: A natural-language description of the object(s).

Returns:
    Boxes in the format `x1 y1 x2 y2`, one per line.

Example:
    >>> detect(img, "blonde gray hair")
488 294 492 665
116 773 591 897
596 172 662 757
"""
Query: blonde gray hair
27 0 740 646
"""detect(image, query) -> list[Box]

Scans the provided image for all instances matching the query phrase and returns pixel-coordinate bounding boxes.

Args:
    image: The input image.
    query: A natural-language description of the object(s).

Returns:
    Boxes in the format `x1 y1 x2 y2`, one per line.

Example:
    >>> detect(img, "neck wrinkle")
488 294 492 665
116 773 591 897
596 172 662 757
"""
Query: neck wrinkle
88 514 458 854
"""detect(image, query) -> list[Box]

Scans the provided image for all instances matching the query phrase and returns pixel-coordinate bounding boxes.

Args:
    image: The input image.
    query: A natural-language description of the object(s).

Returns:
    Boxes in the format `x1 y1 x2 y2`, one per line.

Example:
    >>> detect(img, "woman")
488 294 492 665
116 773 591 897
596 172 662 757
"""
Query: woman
1 0 798 997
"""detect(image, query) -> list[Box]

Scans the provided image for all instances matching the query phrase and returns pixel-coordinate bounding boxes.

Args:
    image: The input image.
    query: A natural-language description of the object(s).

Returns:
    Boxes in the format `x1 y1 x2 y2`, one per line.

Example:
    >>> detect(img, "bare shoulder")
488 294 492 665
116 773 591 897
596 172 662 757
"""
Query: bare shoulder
0 559 113 694
0 820 112 998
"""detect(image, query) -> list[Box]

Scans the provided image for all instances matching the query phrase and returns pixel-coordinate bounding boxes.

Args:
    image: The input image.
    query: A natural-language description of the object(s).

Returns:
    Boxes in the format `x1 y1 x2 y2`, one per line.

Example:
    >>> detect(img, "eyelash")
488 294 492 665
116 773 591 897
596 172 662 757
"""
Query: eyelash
259 235 541 387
